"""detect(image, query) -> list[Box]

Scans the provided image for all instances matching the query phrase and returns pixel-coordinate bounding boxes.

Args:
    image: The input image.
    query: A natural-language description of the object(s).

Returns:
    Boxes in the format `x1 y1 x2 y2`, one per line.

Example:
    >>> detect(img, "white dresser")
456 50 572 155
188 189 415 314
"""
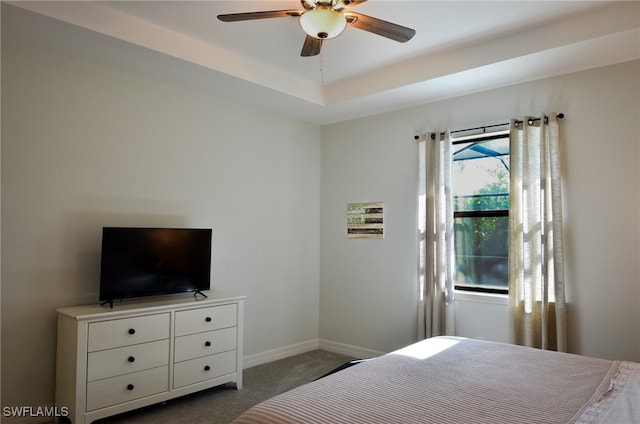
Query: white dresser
55 293 245 424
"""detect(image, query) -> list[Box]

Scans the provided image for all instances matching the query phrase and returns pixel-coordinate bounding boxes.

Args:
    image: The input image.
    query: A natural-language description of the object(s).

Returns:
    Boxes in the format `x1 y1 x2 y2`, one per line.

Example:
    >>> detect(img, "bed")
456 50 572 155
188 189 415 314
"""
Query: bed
233 337 640 424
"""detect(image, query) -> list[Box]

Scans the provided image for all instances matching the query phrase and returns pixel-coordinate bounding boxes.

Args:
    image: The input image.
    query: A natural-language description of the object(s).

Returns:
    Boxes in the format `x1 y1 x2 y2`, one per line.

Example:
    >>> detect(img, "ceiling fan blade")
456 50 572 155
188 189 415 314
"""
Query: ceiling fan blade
345 12 415 42
301 35 323 57
217 10 302 22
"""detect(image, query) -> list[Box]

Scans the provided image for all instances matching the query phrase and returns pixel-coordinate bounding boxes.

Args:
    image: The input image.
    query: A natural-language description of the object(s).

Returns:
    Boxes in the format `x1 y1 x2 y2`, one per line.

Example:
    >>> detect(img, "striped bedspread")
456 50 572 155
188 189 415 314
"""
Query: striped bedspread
233 337 639 424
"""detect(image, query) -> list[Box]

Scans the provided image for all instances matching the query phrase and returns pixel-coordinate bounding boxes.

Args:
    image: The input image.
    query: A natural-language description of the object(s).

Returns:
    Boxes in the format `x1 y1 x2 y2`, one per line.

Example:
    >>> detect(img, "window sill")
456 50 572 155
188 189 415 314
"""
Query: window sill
454 290 508 305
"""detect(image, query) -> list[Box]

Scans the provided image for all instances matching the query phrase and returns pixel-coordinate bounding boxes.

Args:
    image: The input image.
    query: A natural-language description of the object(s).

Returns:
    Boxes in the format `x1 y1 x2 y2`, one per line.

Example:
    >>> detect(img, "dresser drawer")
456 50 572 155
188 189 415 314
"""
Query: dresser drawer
174 327 236 363
86 366 168 411
88 313 170 352
174 304 237 336
173 350 236 389
87 339 169 382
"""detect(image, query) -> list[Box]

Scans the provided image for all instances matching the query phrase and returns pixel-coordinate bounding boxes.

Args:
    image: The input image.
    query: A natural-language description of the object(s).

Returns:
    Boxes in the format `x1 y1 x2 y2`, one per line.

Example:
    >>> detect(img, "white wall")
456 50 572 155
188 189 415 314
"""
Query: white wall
1 39 321 410
320 60 640 362
454 293 509 343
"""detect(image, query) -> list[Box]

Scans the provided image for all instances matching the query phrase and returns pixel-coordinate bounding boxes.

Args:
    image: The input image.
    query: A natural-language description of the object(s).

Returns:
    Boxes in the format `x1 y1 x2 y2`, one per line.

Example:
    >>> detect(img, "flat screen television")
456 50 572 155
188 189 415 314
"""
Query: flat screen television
99 227 212 306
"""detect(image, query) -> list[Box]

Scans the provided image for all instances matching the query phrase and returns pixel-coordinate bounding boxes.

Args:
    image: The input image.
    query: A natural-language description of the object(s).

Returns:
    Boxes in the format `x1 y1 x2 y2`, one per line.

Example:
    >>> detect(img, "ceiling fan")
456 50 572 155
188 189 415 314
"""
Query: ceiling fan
217 0 416 57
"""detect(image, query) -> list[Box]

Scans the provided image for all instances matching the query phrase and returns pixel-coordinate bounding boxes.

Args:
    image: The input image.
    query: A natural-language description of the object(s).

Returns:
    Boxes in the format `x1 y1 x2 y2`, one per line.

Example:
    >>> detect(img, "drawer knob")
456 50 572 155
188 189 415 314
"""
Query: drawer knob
128 356 135 363
204 365 211 372
205 317 212 323
205 341 211 347
128 328 136 335
127 384 134 391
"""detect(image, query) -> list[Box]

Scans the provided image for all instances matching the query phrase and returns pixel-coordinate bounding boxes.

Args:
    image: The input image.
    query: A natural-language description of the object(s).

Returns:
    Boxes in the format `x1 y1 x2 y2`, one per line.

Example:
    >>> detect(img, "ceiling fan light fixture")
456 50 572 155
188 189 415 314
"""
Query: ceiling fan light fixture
299 7 347 39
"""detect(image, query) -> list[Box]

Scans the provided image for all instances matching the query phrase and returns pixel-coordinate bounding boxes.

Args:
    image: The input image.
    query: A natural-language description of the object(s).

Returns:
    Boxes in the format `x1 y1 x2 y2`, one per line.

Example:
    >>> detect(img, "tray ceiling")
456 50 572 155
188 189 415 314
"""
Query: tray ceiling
4 1 639 124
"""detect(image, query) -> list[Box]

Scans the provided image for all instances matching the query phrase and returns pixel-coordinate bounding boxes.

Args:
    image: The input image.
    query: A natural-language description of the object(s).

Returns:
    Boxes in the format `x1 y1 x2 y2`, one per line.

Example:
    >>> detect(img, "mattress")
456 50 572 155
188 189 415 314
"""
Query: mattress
233 337 639 424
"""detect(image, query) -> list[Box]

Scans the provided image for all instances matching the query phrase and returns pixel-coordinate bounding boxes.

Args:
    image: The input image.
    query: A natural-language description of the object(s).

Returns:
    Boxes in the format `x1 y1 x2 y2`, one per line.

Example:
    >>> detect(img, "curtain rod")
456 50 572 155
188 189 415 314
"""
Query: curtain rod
414 113 565 140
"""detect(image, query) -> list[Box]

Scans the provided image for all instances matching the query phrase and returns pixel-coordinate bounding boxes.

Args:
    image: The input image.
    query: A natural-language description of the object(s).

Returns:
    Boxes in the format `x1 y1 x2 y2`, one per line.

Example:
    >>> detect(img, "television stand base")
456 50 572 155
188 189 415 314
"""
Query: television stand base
194 289 208 299
100 299 114 308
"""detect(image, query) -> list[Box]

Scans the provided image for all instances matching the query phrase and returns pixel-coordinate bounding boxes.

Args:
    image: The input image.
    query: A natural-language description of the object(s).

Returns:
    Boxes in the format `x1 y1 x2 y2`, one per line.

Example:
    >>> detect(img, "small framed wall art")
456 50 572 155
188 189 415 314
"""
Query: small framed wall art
347 202 384 239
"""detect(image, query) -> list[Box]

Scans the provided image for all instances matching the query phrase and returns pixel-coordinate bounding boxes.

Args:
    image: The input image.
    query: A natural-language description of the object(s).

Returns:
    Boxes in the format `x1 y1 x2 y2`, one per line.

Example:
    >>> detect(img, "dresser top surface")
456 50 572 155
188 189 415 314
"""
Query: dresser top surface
57 291 246 320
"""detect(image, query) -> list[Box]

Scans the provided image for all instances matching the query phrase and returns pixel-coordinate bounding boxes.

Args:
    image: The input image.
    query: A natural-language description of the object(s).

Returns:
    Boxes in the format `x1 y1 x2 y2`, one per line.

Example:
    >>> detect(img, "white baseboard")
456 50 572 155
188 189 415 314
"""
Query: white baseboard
318 339 385 359
242 339 386 369
242 339 320 369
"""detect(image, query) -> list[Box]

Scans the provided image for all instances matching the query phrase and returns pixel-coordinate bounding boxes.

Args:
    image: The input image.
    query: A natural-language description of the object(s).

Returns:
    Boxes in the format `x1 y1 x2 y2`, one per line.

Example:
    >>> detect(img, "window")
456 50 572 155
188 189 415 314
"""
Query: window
452 130 509 294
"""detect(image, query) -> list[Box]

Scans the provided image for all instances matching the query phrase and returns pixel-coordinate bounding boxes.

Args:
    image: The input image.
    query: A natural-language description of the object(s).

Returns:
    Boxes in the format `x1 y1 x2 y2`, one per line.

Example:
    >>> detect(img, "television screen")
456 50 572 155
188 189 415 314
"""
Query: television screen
99 227 212 303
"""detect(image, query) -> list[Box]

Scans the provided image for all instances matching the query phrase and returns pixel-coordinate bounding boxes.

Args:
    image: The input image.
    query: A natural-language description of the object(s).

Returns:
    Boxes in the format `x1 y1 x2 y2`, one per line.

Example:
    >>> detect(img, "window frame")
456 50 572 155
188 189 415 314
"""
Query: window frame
452 131 510 295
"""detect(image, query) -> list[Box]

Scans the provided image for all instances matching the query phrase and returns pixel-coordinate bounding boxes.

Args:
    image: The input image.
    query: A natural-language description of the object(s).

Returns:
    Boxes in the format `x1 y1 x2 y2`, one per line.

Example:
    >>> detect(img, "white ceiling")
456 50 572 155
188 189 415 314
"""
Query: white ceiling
4 1 640 124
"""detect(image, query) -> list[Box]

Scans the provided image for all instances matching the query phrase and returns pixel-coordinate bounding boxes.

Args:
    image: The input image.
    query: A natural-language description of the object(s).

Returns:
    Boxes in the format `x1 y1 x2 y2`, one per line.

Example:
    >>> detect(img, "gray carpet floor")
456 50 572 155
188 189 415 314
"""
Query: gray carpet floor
91 350 354 424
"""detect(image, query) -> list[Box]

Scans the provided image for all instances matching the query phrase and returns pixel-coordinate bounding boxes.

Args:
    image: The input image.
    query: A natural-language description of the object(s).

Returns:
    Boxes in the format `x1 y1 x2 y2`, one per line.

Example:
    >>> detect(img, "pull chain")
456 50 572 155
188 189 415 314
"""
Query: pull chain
320 49 324 84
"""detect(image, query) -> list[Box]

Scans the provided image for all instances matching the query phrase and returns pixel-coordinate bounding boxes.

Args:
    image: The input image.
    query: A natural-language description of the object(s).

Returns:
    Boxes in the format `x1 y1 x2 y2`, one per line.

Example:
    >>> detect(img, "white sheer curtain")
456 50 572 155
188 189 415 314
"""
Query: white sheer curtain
509 113 567 351
417 131 455 339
